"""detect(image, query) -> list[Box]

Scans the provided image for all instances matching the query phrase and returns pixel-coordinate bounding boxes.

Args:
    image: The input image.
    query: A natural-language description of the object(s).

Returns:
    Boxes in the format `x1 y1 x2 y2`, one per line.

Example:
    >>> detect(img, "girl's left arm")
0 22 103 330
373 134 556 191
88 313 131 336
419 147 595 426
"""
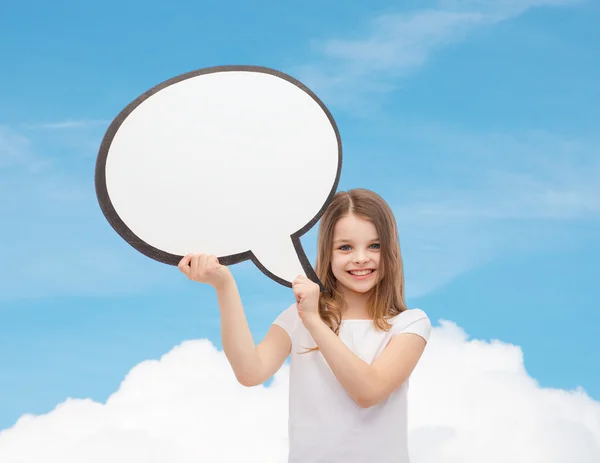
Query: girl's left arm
302 314 427 408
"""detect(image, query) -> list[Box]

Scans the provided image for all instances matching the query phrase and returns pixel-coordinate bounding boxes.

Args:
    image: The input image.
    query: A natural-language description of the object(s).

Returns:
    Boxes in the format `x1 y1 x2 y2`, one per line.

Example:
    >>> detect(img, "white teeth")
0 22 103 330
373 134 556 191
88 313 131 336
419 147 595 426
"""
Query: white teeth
350 270 373 276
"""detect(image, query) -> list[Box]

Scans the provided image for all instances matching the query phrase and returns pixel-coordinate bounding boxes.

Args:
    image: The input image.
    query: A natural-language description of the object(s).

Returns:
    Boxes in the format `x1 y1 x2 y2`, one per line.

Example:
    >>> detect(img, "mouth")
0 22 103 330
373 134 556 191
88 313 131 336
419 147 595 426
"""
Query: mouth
347 269 376 280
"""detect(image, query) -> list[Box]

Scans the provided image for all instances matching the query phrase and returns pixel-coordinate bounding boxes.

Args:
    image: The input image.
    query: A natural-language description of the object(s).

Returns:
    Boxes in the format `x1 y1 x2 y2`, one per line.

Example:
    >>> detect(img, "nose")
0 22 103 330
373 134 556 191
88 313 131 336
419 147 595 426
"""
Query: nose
353 249 369 264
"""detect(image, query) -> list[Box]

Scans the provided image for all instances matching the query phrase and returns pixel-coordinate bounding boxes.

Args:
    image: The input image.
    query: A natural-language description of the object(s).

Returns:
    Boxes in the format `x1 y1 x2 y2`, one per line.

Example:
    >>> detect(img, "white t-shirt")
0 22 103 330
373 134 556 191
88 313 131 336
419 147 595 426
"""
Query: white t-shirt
273 304 431 463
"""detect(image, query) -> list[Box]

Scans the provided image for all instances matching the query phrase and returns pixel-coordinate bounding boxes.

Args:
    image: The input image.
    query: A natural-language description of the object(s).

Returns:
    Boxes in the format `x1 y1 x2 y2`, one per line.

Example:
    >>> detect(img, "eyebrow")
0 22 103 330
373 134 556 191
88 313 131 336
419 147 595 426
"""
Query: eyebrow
333 238 379 244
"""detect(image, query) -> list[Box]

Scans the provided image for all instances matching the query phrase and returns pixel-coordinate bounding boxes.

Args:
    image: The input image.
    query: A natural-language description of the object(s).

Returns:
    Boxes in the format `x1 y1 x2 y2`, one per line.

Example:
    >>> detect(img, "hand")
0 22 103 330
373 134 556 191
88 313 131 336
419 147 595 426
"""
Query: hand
292 275 321 324
178 253 232 289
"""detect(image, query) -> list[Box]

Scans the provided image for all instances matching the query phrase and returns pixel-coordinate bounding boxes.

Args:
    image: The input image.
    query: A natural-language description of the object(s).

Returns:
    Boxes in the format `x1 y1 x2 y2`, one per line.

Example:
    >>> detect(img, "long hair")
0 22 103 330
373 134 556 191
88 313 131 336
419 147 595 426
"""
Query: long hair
299 188 408 354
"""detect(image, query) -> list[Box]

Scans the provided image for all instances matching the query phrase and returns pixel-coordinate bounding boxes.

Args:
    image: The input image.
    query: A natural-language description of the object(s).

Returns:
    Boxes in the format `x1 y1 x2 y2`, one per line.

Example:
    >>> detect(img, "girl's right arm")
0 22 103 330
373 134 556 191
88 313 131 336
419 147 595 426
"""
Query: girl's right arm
179 253 291 387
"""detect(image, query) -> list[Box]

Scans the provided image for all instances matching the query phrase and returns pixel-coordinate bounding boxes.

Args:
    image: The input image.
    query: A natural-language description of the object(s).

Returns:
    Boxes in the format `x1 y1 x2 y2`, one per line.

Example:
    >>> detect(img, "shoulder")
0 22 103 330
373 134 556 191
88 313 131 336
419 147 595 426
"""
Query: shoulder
388 308 432 341
272 303 300 337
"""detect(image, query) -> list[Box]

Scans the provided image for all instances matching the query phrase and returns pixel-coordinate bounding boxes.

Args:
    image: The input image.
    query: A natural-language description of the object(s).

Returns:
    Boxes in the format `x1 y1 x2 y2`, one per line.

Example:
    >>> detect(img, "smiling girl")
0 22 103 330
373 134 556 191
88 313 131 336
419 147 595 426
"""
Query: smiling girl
178 188 431 463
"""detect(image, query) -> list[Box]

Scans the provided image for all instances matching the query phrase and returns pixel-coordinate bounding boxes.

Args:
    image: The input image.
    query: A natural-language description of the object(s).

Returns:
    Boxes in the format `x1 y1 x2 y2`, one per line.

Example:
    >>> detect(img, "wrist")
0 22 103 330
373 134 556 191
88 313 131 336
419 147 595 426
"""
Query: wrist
213 269 235 292
300 312 323 330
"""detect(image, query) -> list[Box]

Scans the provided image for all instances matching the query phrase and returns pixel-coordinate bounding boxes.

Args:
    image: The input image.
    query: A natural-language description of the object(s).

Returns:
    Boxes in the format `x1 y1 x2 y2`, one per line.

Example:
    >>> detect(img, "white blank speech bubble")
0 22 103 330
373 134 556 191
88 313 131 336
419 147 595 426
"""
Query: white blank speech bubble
95 65 342 289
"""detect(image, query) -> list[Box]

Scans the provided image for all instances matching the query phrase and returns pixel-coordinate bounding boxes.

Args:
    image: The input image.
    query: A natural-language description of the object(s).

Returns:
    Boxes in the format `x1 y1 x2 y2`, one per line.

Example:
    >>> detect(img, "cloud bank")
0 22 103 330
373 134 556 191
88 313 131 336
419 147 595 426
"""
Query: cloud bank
1 321 598 462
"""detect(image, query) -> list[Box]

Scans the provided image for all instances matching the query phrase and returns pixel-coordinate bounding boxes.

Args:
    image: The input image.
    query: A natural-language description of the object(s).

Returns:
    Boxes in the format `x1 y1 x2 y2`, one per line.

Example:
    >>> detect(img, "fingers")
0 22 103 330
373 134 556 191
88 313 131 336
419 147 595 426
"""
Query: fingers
178 254 193 276
191 253 205 276
179 253 223 281
293 274 307 286
293 275 319 291
178 255 191 269
293 282 305 303
179 253 206 280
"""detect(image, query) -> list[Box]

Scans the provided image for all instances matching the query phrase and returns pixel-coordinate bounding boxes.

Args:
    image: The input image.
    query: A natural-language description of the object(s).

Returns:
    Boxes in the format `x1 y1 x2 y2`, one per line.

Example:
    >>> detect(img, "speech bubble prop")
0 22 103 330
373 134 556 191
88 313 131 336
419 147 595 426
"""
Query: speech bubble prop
95 65 342 289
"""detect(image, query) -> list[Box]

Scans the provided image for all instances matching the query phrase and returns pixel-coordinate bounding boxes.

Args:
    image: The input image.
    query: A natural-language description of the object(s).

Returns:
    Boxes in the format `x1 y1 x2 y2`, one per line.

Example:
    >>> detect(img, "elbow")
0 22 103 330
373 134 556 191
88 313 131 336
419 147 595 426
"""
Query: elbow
237 376 258 387
356 385 390 408
356 392 380 409
356 397 376 409
355 377 383 408
233 357 265 387
356 398 372 409
236 372 263 387
237 377 254 387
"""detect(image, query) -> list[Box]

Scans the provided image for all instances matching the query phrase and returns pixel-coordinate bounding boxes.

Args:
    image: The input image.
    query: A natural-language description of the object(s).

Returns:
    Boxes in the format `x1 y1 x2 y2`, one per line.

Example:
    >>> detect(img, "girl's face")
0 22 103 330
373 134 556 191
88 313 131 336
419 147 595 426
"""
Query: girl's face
330 213 381 295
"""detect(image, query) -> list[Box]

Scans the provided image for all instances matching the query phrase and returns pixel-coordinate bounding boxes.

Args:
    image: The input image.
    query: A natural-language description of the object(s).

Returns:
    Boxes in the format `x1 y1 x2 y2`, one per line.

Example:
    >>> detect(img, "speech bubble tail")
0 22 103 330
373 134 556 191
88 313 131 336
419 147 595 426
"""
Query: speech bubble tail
251 238 325 292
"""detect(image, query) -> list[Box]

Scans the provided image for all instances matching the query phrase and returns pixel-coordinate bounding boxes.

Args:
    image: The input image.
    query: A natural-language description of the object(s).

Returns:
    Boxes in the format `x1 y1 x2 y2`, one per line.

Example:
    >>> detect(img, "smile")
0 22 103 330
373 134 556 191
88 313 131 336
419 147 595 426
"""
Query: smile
348 269 376 279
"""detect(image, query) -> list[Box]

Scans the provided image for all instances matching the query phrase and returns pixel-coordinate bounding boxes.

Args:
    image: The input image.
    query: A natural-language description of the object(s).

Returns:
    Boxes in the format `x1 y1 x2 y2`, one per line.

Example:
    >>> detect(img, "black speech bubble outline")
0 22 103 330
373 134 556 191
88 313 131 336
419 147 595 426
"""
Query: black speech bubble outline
95 65 342 291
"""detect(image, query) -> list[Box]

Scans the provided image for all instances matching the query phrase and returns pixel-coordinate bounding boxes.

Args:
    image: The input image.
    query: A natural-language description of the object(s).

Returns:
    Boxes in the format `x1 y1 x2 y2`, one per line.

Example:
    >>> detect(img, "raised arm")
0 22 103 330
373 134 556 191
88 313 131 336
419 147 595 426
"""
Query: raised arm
179 254 291 387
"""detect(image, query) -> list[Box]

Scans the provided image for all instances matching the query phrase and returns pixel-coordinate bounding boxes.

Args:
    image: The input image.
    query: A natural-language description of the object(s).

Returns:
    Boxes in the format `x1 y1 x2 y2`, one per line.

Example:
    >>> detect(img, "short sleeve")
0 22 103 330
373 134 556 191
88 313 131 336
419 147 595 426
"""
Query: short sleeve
272 303 299 338
391 308 432 342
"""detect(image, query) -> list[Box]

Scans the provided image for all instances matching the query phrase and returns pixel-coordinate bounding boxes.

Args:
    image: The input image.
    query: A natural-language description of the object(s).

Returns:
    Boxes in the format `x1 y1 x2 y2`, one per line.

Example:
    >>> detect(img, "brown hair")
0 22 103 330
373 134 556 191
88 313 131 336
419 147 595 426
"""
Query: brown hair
299 188 408 354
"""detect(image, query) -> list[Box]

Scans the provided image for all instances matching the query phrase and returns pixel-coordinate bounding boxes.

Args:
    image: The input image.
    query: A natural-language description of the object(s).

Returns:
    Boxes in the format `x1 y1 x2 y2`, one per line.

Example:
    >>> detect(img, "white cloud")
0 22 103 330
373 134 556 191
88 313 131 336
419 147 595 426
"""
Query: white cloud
296 0 581 109
1 322 598 462
25 119 110 130
0 340 290 463
318 10 489 70
407 320 600 462
0 126 52 172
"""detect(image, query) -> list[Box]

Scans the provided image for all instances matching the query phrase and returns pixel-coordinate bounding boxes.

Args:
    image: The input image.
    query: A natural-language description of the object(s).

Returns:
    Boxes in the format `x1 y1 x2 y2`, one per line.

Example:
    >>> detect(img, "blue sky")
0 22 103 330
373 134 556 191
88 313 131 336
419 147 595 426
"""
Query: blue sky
1 0 599 452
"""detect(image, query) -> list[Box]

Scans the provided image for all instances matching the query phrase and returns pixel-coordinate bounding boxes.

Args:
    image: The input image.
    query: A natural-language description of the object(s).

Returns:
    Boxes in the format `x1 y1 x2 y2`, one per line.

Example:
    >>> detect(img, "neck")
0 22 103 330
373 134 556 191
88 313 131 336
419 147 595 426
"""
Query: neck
337 283 372 319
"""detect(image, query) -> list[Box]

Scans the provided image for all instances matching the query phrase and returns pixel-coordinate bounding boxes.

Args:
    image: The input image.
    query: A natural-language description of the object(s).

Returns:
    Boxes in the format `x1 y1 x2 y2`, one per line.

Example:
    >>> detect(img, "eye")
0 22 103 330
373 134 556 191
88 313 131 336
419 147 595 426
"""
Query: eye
370 243 380 249
339 244 352 251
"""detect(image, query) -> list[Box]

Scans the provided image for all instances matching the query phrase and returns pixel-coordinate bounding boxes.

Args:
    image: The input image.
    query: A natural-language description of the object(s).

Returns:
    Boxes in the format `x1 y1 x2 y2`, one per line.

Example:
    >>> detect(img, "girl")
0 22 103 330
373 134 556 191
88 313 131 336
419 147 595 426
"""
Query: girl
178 188 431 463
